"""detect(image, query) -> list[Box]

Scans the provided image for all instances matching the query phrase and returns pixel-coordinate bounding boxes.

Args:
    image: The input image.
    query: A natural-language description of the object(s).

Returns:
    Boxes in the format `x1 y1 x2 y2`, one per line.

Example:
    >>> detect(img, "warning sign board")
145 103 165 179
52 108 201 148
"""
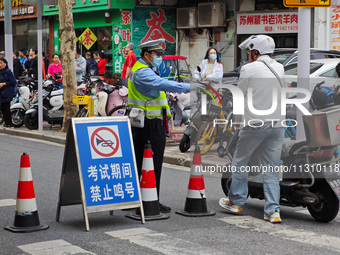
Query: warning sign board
56 117 144 231
284 0 330 7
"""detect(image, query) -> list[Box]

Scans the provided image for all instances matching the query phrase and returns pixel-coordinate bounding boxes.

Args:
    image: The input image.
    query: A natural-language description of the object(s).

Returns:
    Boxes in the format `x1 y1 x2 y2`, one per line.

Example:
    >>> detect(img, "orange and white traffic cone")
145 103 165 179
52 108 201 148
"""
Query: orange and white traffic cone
126 141 169 221
5 153 49 233
176 146 215 217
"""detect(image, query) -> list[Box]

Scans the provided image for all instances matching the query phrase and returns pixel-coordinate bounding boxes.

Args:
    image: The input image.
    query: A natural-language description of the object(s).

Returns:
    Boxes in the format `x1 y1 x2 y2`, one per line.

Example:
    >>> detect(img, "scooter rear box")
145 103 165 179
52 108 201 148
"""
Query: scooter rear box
303 105 340 146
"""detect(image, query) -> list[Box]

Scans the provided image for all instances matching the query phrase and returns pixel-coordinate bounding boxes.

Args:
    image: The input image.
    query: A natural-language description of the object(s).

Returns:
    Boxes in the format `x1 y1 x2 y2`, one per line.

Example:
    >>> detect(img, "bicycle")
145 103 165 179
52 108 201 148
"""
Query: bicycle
194 85 234 155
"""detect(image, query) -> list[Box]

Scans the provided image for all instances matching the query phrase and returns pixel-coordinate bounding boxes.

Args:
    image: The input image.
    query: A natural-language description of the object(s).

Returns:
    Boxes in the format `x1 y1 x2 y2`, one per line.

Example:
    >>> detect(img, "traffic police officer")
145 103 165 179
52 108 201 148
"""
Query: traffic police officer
128 39 190 213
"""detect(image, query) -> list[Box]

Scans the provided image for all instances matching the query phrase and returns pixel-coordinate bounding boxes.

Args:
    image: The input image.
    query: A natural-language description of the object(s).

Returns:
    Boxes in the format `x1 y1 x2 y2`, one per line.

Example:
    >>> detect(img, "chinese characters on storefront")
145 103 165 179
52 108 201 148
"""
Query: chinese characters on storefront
237 12 299 34
112 11 132 74
331 6 340 50
0 0 35 20
79 28 98 50
133 7 176 57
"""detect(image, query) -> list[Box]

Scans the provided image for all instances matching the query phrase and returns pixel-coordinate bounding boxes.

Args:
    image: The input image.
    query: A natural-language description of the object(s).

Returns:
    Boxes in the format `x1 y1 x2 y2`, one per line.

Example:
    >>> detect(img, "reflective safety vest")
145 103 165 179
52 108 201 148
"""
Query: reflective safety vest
128 61 171 119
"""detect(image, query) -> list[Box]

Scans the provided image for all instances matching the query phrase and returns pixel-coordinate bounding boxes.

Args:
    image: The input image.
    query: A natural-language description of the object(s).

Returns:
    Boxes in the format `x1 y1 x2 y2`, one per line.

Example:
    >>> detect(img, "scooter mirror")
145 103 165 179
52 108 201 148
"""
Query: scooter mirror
197 66 201 72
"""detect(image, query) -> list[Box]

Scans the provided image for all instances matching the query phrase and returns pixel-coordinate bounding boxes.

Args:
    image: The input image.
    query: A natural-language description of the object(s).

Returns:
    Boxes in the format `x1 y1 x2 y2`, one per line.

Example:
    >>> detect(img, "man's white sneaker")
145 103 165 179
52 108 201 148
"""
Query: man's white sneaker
264 210 282 223
219 197 242 213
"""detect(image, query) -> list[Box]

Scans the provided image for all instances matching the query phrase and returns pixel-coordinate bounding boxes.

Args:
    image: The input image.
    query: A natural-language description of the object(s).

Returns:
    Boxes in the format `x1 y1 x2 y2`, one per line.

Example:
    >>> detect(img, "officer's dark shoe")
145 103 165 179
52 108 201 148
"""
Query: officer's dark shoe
159 202 171 213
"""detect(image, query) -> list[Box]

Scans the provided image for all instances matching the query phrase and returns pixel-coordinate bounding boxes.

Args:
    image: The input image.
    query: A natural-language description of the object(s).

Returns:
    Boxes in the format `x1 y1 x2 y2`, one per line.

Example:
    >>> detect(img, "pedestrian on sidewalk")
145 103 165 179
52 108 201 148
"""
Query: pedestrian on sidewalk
97 52 107 77
85 51 98 76
75 49 86 85
122 42 136 85
128 38 191 213
0 57 16 127
193 47 223 84
218 35 285 223
48 54 63 89
13 50 24 79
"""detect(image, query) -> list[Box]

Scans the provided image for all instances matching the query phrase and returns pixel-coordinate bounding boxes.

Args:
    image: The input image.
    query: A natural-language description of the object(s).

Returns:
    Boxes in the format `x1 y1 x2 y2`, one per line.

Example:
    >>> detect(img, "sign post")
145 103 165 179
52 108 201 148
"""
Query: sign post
56 117 144 231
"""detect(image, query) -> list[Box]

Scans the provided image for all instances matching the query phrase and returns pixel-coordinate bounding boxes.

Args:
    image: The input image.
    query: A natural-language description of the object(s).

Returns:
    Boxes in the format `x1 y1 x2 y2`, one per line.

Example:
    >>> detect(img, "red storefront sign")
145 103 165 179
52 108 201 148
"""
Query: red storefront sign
237 12 298 34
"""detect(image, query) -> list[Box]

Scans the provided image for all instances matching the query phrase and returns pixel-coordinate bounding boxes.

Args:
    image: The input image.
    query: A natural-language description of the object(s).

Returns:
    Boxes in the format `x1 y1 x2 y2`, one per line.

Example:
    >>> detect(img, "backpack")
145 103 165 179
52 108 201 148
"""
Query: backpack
4 71 18 97
87 59 98 76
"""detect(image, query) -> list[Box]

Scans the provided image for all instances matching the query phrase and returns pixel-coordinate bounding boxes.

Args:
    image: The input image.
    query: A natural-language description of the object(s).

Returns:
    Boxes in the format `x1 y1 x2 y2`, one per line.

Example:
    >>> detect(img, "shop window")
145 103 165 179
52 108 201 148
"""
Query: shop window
75 27 113 78
12 19 49 55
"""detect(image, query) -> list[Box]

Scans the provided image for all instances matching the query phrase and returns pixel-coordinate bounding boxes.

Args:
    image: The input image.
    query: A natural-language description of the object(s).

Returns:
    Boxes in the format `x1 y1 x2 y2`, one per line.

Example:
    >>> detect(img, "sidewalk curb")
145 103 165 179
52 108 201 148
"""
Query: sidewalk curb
0 128 66 145
0 128 194 167
0 127 229 169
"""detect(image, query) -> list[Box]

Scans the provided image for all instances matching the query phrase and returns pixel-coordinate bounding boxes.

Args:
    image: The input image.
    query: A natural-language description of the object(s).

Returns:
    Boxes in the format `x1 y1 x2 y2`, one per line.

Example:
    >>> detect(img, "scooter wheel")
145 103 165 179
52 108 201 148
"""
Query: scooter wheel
24 113 38 130
11 109 25 127
217 146 226 158
179 134 190 152
307 181 339 223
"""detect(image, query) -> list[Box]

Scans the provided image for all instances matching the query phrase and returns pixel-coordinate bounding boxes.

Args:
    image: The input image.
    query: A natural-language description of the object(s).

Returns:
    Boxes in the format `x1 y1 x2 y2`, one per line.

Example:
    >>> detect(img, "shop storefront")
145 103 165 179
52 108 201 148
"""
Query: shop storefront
0 0 50 54
43 0 133 78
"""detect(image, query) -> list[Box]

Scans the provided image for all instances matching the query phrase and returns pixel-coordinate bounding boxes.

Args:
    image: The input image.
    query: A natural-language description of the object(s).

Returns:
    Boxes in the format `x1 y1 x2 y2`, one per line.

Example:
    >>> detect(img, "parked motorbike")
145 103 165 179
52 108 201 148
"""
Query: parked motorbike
10 83 36 127
220 82 340 223
24 76 63 130
96 78 128 116
167 92 189 127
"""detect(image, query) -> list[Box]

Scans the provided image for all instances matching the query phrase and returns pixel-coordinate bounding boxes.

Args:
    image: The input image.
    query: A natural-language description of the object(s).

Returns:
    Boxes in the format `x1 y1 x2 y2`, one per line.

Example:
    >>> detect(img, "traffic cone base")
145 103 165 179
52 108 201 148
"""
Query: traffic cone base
176 147 215 217
126 201 170 221
176 198 215 217
5 210 49 233
5 153 49 233
126 141 169 221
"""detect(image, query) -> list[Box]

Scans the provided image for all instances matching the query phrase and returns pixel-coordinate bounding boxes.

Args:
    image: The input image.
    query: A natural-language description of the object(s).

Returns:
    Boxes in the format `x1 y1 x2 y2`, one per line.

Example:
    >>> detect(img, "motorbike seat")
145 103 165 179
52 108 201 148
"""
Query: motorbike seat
51 89 63 96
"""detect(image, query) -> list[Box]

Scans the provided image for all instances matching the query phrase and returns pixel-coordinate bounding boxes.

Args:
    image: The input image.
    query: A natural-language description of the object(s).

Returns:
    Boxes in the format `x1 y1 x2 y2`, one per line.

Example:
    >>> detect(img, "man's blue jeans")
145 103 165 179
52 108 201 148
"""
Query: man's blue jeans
229 127 284 216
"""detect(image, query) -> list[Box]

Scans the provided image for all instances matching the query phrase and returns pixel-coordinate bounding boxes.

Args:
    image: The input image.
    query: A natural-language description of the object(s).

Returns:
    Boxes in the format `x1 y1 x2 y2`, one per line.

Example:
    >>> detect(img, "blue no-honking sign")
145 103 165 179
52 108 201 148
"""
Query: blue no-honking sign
56 117 144 230
74 117 141 208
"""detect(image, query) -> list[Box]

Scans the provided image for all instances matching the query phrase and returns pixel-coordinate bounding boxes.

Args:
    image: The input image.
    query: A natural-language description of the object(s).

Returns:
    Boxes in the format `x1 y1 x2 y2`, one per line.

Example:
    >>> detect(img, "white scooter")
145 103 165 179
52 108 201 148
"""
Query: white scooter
10 85 33 127
24 78 64 130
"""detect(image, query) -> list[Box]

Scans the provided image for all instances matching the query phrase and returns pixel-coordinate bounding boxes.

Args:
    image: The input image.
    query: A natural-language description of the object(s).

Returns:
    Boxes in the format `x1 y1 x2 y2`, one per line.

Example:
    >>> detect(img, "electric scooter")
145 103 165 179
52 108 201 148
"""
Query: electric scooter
10 84 35 127
221 83 340 223
24 76 64 129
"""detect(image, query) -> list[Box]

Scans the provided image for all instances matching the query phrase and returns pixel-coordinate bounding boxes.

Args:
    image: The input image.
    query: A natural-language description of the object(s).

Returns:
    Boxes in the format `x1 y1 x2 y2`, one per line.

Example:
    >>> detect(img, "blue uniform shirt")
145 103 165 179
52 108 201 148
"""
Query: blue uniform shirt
131 59 190 99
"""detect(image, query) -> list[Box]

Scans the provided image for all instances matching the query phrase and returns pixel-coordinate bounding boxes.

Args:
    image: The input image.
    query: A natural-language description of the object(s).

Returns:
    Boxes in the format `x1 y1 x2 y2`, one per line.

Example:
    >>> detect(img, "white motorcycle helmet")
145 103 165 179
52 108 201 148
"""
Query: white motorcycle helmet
239 34 275 55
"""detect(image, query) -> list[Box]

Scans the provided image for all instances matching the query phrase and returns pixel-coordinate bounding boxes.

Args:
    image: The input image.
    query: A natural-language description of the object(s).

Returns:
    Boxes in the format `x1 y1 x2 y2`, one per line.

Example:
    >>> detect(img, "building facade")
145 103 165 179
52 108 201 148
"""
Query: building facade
2 0 340 76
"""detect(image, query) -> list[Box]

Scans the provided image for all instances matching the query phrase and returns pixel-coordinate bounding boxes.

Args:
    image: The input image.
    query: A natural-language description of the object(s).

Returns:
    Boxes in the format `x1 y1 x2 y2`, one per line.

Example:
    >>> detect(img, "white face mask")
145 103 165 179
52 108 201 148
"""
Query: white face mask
151 56 163 67
209 54 217 61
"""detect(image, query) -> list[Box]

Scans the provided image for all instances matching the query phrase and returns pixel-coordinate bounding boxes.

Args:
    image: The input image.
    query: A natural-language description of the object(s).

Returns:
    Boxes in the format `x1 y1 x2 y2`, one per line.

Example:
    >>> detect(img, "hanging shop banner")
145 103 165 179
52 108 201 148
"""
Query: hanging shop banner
56 117 144 231
79 28 97 50
98 28 112 50
237 12 298 34
132 7 176 57
112 10 133 74
330 6 340 50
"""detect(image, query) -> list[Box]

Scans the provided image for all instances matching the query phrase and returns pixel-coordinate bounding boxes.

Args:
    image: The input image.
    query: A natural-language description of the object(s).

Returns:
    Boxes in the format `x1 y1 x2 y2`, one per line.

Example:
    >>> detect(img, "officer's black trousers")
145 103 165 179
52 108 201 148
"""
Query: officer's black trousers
132 118 166 198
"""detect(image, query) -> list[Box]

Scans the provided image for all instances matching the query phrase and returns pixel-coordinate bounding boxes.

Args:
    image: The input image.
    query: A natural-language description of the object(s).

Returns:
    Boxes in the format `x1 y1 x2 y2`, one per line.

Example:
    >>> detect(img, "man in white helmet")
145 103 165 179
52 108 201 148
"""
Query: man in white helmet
219 35 286 223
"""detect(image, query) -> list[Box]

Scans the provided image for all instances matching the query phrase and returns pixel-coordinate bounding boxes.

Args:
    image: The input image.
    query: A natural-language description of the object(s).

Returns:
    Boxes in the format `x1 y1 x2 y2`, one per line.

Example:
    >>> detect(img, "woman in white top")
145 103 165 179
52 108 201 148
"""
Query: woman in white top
193 47 224 83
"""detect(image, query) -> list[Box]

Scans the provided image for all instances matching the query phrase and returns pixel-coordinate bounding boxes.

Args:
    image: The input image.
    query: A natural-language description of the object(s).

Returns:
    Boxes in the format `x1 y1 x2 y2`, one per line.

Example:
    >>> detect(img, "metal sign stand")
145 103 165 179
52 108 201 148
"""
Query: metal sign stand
56 118 144 231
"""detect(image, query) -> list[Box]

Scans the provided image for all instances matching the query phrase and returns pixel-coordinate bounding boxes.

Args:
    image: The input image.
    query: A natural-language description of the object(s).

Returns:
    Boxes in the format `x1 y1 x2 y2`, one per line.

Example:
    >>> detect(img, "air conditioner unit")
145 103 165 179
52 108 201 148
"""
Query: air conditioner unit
177 7 197 29
198 2 226 27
